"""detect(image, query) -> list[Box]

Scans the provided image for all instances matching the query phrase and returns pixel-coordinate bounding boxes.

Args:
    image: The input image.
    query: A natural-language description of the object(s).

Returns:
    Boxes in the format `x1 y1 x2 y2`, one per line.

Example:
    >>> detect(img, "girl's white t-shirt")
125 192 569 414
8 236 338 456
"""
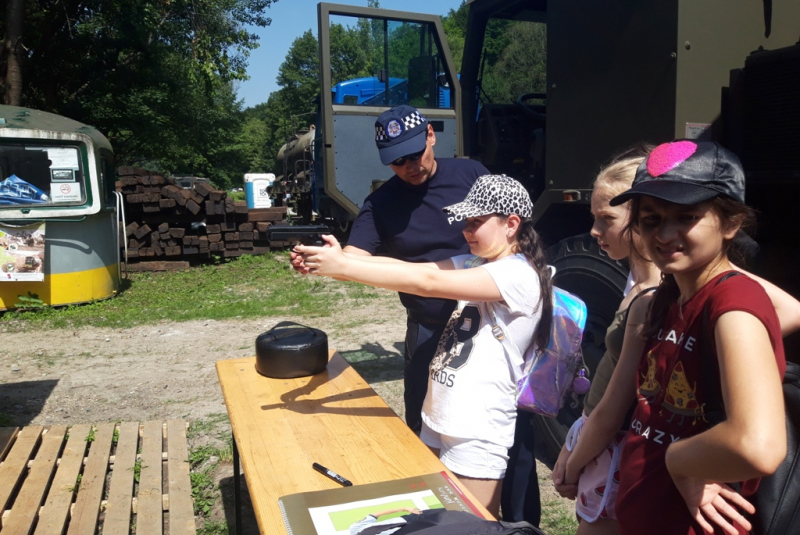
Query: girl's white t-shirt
421 253 542 446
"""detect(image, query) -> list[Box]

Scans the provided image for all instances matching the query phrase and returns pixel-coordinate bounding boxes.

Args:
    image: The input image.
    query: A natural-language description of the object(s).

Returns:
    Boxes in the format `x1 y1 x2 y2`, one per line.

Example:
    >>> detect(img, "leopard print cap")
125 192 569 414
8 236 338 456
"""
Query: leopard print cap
443 174 533 218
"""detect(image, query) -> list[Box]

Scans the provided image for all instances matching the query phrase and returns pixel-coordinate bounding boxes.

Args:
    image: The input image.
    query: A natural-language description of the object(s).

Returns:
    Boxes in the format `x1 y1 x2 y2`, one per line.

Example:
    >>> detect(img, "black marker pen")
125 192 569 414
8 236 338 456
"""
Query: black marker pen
312 462 353 486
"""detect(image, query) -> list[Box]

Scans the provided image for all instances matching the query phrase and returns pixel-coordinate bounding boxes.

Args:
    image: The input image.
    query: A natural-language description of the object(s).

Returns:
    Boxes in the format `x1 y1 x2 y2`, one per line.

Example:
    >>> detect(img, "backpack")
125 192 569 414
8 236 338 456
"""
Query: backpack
700 272 800 534
355 509 546 535
514 286 588 417
747 361 800 534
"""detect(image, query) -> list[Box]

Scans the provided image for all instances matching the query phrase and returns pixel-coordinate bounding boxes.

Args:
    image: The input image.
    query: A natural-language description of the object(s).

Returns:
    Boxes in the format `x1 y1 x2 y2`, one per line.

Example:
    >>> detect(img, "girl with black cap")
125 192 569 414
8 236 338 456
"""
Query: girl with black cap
297 174 552 517
604 140 787 535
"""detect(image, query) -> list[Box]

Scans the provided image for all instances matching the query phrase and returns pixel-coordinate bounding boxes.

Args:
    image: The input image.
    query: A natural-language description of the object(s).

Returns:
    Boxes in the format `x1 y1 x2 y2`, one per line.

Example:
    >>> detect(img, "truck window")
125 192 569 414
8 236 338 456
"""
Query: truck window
477 19 547 106
469 18 547 197
0 145 86 207
329 14 455 109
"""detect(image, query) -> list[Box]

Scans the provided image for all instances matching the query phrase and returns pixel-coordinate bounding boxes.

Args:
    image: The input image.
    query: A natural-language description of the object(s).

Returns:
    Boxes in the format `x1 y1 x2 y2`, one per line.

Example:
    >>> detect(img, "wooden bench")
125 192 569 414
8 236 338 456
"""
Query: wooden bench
0 420 196 535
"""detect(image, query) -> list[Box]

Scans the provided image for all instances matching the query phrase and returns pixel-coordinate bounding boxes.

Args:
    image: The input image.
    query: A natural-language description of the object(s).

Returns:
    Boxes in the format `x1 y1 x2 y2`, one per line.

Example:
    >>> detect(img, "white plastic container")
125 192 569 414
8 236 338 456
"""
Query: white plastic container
244 173 275 209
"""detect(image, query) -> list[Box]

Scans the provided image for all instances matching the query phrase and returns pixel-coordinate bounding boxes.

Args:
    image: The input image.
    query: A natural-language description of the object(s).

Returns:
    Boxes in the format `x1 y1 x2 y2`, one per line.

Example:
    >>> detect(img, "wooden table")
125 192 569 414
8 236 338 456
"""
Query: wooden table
216 352 492 534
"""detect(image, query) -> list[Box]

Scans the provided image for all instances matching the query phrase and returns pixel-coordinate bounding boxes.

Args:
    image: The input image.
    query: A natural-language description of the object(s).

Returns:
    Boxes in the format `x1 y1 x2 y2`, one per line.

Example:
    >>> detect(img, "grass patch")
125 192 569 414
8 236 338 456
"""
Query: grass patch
0 253 377 331
188 415 236 533
188 413 230 439
197 520 229 535
190 438 234 532
31 350 59 368
540 498 579 535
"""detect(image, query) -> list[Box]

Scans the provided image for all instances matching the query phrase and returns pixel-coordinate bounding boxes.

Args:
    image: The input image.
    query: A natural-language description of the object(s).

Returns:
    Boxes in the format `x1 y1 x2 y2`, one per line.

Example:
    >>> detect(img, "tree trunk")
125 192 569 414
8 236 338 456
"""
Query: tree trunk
3 0 24 106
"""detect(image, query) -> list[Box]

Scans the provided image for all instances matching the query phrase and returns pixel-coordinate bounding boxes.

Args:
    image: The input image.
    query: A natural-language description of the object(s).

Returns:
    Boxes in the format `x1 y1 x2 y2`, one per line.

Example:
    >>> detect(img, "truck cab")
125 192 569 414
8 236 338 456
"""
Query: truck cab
305 1 800 462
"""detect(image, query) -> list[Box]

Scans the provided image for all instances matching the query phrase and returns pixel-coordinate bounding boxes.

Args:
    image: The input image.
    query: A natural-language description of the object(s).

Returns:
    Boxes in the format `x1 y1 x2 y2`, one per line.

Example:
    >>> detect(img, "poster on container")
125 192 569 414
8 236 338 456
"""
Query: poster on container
0 223 46 281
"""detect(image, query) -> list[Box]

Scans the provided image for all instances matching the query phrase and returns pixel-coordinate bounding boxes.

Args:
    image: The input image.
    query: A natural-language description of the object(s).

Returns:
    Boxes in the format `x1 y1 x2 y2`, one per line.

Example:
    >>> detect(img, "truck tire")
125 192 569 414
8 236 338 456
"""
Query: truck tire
532 233 628 467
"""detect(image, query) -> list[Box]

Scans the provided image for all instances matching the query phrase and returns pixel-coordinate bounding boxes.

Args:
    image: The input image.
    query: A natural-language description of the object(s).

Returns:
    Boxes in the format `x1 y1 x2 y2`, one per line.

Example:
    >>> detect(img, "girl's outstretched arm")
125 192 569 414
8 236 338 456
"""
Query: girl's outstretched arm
296 235 506 303
561 293 652 484
665 311 786 481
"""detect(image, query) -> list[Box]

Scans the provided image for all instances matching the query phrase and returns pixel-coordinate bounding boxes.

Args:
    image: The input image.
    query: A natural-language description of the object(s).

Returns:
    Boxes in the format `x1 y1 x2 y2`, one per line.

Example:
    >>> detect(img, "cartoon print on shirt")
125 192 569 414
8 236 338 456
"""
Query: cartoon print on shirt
661 361 700 425
638 351 661 401
435 305 481 371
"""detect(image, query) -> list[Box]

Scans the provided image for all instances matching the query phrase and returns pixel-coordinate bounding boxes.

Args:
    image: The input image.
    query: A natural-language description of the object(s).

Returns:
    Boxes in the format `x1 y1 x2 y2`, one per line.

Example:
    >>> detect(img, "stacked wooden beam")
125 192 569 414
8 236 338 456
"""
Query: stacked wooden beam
116 167 288 268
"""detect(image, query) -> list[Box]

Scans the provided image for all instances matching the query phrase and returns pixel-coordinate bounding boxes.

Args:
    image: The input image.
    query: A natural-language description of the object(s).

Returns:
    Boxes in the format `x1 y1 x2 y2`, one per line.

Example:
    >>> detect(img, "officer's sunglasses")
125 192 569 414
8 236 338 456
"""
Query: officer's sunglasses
390 131 429 166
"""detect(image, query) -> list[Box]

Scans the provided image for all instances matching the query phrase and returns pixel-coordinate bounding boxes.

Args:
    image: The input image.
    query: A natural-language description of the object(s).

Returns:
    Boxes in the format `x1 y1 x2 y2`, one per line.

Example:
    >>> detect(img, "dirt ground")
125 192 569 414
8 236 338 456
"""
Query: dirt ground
0 289 572 532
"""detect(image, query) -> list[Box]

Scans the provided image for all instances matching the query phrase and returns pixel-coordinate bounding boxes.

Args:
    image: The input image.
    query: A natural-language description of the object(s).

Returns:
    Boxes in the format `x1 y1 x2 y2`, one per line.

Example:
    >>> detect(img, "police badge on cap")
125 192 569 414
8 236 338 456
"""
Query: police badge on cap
386 120 403 138
375 105 428 165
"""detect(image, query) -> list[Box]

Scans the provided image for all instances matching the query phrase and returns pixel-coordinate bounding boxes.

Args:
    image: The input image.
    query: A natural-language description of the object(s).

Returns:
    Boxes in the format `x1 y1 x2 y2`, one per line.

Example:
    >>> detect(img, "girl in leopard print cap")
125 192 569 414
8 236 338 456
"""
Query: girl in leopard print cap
298 174 552 516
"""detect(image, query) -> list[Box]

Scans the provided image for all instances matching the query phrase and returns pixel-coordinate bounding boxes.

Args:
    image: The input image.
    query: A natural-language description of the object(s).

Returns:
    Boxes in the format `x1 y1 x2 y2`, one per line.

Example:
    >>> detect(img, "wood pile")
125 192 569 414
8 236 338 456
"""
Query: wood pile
116 167 288 268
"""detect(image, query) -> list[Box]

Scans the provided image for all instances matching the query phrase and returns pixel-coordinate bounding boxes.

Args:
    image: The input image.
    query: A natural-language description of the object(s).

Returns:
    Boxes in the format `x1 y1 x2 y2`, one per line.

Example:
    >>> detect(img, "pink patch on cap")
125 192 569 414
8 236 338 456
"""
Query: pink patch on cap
647 141 697 177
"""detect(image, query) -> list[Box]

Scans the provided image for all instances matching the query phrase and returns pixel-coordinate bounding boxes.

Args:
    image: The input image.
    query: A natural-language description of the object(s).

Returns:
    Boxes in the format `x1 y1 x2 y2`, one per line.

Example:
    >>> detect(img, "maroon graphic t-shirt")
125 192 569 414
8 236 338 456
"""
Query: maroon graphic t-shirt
616 271 785 535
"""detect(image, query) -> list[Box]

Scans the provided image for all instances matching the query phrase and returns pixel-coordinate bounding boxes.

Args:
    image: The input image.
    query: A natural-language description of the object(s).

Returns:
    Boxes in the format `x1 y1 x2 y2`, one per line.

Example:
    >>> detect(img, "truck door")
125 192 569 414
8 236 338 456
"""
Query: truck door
317 3 460 218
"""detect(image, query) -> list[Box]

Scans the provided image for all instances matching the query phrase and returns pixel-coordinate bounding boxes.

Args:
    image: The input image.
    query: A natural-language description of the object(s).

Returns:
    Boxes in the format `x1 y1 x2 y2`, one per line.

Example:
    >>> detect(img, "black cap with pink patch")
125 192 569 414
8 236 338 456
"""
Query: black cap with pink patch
609 140 745 206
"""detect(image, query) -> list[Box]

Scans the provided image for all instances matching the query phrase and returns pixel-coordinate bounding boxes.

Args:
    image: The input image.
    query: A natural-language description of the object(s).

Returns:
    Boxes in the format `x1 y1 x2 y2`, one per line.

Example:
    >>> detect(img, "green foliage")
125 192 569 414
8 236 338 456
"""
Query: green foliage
133 460 142 484
249 10 430 175
14 292 46 310
190 443 233 467
191 466 218 516
1 1 472 190
198 521 229 535
227 190 246 202
237 113 272 176
188 413 231 439
255 27 331 175
329 23 374 86
189 417 234 531
481 21 547 104
477 19 547 105
0 0 276 187
0 252 381 331
68 474 83 494
85 427 96 443
441 2 469 72
540 498 579 535
276 30 321 113
0 413 13 426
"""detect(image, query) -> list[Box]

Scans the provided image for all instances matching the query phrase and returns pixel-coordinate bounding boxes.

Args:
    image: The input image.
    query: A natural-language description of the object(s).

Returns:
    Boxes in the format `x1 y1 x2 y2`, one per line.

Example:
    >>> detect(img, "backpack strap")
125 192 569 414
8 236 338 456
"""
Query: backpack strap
700 271 742 426
623 286 658 326
614 286 658 428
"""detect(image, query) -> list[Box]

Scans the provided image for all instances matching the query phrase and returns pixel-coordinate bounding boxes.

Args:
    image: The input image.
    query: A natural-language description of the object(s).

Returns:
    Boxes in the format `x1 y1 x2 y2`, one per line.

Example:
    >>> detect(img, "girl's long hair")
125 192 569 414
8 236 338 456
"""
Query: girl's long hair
513 217 554 349
626 196 756 338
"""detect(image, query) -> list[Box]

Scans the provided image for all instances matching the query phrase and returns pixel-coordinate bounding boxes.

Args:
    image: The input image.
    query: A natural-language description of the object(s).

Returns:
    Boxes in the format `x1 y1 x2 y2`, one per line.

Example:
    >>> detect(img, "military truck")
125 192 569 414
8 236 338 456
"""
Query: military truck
276 0 800 462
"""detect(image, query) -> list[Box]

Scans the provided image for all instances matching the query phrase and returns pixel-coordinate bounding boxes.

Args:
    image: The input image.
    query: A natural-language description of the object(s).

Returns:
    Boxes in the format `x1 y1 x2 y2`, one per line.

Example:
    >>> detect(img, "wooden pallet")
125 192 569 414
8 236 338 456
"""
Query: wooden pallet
0 420 196 535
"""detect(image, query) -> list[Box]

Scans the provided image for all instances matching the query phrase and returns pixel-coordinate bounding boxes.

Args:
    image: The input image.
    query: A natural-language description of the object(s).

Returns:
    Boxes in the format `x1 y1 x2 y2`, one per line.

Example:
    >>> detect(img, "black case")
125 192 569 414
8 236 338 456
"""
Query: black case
255 321 328 378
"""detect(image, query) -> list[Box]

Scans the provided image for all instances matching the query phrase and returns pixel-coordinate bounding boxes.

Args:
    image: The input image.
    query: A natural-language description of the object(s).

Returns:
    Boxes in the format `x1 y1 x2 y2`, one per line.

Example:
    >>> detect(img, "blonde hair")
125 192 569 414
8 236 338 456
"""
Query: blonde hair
593 144 655 200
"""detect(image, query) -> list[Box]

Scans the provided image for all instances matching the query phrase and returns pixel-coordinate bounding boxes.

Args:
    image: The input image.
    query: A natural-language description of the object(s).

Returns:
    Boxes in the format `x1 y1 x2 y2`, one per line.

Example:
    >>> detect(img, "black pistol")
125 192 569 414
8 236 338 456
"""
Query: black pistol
266 224 333 247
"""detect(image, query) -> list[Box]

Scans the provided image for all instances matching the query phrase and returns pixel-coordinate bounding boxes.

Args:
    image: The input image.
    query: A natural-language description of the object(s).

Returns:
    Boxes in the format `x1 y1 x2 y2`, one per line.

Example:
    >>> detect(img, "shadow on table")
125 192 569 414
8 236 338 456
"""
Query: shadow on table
259 342 404 418
0 379 59 425
219 473 261 535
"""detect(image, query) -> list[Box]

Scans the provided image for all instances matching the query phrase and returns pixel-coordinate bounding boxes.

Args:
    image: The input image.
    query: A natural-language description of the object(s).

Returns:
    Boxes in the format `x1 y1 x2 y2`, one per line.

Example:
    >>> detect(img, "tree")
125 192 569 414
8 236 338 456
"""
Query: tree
275 30 319 114
1 0 24 105
0 0 276 187
246 2 471 176
441 1 469 72
480 20 546 105
251 21 378 176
